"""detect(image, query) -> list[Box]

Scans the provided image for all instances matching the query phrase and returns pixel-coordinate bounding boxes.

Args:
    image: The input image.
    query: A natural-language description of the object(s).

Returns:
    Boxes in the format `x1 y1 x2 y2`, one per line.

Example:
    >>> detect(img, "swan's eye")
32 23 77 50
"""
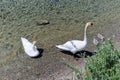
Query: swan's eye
87 22 93 26
91 23 93 25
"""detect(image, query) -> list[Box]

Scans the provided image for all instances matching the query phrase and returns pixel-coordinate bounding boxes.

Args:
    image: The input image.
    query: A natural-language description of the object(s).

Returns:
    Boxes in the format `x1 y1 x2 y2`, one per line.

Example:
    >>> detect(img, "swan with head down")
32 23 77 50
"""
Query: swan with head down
21 37 40 57
56 22 93 54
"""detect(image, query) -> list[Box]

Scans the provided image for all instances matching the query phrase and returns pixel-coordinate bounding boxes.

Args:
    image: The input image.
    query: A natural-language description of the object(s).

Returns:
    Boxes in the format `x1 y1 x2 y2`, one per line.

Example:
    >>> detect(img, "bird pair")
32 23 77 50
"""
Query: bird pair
21 22 93 57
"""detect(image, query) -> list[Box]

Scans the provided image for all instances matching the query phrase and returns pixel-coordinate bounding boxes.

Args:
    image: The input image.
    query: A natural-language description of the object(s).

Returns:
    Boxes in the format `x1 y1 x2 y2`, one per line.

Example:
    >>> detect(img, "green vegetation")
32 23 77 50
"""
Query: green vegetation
66 39 120 80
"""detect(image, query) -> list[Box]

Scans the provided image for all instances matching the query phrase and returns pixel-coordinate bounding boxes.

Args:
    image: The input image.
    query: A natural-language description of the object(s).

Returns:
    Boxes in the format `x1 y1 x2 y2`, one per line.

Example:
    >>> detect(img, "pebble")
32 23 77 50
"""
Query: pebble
36 19 49 25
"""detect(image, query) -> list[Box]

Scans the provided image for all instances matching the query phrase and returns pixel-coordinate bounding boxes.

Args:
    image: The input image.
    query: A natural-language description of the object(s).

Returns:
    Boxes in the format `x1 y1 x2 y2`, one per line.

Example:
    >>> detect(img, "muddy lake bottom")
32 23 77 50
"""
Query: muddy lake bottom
0 0 120 80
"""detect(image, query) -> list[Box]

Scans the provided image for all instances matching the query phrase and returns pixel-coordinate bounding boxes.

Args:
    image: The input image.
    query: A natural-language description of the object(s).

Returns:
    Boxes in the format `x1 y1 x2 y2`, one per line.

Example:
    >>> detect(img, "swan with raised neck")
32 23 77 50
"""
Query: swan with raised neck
56 22 93 54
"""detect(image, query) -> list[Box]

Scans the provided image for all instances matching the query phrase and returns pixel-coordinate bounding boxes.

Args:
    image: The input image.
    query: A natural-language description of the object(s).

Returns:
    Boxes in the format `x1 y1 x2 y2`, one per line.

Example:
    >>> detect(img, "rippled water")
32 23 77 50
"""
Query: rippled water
0 0 120 79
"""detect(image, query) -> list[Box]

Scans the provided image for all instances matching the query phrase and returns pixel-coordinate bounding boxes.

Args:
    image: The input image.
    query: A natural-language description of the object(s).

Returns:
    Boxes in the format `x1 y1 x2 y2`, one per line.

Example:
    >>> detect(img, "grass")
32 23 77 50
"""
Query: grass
65 38 120 80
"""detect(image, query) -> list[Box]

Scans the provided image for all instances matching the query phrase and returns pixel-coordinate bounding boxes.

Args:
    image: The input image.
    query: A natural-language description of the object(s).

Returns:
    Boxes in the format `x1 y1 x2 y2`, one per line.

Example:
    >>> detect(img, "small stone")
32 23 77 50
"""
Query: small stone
8 32 12 35
4 43 13 50
93 38 99 46
74 19 79 23
36 19 49 25
97 33 104 40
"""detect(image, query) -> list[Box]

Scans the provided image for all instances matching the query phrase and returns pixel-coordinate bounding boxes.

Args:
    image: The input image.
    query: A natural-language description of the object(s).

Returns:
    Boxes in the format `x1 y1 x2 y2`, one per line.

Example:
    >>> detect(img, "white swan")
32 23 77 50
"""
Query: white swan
21 37 40 57
56 22 93 54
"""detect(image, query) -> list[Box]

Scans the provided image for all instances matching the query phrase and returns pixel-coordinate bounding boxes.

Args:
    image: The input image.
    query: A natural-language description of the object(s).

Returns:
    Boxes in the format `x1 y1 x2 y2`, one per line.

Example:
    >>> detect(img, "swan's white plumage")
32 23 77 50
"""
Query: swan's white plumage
21 37 39 57
56 40 87 54
56 22 93 54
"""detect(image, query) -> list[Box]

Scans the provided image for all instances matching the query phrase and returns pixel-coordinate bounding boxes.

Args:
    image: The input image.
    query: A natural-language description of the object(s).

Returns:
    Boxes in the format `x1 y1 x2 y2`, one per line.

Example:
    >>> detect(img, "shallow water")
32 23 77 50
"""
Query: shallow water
0 0 120 79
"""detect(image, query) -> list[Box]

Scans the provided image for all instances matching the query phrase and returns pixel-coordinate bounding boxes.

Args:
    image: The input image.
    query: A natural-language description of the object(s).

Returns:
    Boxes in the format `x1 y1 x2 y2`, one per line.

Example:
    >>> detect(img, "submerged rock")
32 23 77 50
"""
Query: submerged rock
4 43 13 50
36 19 49 25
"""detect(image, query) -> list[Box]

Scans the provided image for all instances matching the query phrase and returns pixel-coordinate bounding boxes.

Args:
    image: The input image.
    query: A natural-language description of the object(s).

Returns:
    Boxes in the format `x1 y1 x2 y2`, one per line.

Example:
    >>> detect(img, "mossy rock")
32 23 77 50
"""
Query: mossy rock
36 19 49 25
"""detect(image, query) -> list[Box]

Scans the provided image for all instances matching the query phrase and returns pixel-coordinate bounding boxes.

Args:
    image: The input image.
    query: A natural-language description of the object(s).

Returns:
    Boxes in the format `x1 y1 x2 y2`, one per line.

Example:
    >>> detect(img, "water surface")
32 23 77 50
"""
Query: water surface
0 0 120 79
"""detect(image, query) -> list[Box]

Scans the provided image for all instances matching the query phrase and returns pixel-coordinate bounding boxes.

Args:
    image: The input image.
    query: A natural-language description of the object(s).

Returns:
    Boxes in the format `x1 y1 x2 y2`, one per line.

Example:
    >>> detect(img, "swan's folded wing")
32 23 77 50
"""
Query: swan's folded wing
21 37 35 52
56 45 70 51
63 41 77 49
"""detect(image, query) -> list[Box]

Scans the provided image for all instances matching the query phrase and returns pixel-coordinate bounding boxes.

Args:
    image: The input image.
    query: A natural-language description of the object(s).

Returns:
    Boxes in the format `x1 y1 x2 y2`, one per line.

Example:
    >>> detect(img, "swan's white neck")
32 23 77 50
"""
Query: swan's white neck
33 46 37 51
32 41 37 51
83 25 88 42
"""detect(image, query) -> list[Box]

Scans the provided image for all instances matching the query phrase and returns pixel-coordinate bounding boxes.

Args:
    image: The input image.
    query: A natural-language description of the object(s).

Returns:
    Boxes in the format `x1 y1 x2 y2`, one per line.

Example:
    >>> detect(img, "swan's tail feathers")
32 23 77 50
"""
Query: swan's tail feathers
56 45 70 51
